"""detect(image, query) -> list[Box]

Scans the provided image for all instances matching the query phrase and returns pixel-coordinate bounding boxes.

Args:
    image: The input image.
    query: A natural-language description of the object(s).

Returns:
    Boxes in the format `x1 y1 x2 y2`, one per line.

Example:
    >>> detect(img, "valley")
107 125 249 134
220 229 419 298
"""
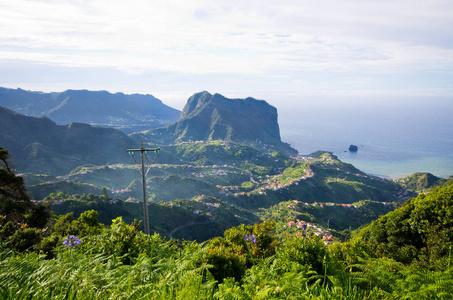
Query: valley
2 88 450 243
20 142 412 242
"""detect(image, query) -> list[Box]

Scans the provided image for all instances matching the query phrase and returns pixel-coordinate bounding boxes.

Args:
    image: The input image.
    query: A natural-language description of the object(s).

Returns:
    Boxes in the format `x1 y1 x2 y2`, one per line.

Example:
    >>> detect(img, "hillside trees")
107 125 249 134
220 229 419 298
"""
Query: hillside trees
0 147 51 252
0 148 30 204
356 182 453 268
0 148 110 254
0 147 52 227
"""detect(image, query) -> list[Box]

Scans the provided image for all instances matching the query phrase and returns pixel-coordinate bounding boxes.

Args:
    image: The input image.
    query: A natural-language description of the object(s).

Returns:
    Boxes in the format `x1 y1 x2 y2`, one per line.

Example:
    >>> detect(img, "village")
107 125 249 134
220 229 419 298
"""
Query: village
31 150 406 208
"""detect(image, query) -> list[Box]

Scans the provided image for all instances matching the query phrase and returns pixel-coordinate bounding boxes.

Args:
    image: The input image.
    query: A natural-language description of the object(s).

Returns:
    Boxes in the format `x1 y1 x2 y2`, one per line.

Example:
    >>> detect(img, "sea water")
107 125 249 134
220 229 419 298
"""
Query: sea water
274 94 453 179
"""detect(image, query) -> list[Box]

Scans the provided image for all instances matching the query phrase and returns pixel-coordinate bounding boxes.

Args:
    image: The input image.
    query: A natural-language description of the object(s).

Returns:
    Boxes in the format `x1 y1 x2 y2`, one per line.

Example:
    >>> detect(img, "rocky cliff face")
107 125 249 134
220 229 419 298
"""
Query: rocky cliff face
174 92 281 143
144 92 297 155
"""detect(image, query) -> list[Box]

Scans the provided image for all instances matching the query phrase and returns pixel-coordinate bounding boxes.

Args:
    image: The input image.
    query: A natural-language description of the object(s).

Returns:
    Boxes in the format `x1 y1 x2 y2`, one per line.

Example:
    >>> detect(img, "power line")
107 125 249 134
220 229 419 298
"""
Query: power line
126 141 160 235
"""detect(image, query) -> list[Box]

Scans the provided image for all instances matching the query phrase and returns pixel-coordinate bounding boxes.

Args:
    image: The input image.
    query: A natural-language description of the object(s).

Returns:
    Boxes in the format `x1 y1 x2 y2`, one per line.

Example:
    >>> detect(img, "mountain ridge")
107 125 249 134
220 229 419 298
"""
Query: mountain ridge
0 87 181 133
0 106 137 175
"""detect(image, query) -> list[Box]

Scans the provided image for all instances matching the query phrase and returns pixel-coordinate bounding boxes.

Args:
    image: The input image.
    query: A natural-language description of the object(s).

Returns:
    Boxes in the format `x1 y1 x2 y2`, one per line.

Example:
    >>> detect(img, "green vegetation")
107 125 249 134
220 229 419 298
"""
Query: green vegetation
28 181 104 200
2 133 437 262
395 172 452 193
3 88 453 298
356 182 453 268
1 184 453 298
162 140 288 170
45 193 258 242
261 199 396 240
2 142 453 298
21 148 421 243
0 106 136 175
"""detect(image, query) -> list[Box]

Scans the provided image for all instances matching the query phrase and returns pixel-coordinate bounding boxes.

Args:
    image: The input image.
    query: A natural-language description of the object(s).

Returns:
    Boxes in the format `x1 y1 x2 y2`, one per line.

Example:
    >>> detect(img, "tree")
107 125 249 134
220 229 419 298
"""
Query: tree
0 148 34 224
0 148 30 202
102 187 109 199
78 209 103 235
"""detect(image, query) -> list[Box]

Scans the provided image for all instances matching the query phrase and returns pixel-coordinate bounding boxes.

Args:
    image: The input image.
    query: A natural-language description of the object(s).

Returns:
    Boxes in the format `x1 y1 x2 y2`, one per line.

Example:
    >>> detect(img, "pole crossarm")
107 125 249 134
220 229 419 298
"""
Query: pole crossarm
126 147 160 153
125 142 160 235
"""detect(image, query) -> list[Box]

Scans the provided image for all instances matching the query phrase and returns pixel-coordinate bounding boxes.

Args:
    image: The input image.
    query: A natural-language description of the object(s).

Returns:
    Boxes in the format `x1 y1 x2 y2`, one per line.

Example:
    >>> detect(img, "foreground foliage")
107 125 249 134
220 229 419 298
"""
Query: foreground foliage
357 182 453 268
1 214 453 299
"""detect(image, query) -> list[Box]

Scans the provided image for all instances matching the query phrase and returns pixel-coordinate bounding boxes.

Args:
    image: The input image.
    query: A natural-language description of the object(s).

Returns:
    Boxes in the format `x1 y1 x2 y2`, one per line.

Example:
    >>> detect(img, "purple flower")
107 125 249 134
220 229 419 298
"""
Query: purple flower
63 235 81 248
243 233 256 244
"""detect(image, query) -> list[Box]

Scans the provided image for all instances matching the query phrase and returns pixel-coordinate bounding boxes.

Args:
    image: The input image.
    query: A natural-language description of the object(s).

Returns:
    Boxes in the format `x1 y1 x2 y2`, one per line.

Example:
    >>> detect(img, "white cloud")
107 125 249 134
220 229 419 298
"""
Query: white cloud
0 0 452 93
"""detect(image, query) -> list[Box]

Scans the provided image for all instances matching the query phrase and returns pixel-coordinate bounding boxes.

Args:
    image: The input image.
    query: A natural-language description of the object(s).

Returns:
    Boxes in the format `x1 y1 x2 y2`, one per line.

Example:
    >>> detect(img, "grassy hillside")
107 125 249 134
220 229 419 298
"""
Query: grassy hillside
395 172 452 193
228 153 403 210
23 146 411 239
261 199 395 240
0 106 137 175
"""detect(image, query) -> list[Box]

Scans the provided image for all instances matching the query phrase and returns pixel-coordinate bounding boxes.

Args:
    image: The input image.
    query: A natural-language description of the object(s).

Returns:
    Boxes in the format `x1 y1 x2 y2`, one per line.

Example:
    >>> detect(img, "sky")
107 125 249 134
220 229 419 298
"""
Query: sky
1 0 453 109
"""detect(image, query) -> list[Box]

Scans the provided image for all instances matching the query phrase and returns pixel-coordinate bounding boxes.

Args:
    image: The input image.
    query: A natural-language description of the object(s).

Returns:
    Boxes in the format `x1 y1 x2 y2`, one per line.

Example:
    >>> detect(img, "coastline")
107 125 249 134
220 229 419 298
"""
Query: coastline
282 134 453 179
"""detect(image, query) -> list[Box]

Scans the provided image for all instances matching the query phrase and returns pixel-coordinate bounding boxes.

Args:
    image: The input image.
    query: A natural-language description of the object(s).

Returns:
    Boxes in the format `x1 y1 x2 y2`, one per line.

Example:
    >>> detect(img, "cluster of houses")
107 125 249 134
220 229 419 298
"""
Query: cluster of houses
190 196 221 218
394 188 411 201
285 219 334 244
173 140 206 146
282 199 396 244
216 168 315 197
193 202 221 217
124 197 139 203
111 187 132 194
194 168 239 178
290 200 393 210
217 185 241 196
257 171 315 192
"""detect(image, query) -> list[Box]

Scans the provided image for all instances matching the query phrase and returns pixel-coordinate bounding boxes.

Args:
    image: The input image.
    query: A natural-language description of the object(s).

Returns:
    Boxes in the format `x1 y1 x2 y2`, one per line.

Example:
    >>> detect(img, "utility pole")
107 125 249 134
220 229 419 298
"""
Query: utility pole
126 142 160 235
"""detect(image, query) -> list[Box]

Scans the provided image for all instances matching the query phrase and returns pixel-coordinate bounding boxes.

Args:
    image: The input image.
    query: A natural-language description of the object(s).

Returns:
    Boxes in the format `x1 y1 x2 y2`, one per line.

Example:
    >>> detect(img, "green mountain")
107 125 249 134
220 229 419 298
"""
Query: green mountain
0 106 138 175
0 87 181 133
136 92 297 155
395 172 452 193
0 101 410 240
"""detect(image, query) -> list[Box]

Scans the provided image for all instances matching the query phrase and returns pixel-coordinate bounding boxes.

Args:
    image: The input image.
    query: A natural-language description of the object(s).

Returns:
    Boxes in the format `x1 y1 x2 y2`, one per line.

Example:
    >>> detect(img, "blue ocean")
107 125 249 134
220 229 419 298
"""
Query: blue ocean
275 94 453 179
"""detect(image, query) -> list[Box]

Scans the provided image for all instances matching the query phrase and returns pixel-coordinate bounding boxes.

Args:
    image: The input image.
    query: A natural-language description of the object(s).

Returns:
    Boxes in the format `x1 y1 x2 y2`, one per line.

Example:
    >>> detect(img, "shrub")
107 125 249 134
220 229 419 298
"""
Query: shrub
205 221 278 282
9 227 42 252
278 235 328 276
